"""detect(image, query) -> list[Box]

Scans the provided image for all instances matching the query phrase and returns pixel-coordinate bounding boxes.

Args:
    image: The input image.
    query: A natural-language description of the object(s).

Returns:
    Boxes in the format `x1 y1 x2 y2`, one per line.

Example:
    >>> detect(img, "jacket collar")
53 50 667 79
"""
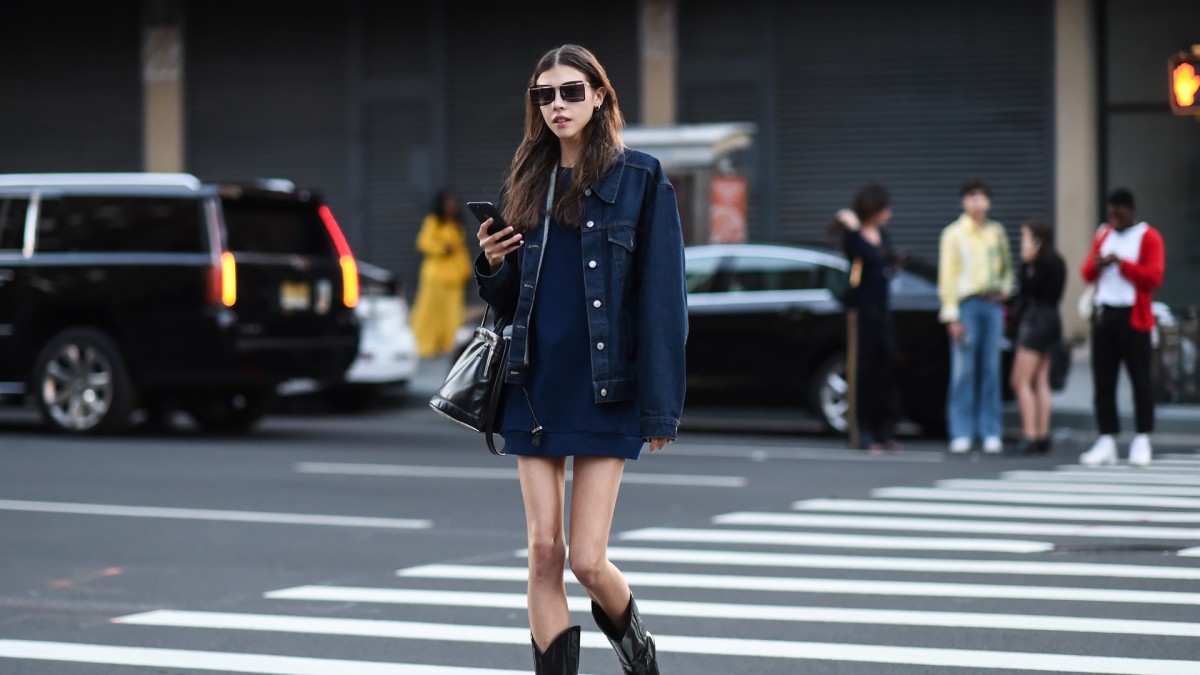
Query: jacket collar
590 151 627 204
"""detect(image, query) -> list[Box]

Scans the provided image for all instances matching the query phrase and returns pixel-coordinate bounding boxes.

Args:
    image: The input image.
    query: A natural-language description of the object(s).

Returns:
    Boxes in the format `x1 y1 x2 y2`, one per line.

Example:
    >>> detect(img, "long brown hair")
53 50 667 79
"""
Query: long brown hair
501 45 625 231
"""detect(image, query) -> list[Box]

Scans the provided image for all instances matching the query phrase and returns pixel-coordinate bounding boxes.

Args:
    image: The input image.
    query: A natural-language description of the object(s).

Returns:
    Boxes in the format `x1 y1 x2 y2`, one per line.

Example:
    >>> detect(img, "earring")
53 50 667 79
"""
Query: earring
594 104 601 112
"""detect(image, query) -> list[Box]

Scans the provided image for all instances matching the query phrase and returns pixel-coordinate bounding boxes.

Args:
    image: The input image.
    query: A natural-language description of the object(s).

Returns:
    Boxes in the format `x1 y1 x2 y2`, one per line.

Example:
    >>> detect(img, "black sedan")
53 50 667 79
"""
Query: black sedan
683 243 1067 434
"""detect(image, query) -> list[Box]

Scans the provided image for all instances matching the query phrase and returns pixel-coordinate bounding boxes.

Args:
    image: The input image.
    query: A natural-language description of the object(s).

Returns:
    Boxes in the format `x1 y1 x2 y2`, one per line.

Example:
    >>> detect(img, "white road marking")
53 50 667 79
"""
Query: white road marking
295 462 744 487
667 443 943 463
265 586 1200 637
0 499 430 529
618 526 1053 552
1003 470 1200 486
0 640 542 674
712 512 1200 540
793 498 1200 522
591 546 1200 579
937 479 1200 497
1179 547 1200 557
872 486 1200 510
1057 464 1200 473
394 564 1200 605
109 612 1200 672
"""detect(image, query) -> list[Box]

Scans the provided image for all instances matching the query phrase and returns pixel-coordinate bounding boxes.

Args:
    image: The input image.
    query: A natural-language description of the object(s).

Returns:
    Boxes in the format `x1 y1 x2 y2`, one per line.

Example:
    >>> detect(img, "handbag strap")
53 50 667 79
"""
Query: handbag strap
483 167 557 456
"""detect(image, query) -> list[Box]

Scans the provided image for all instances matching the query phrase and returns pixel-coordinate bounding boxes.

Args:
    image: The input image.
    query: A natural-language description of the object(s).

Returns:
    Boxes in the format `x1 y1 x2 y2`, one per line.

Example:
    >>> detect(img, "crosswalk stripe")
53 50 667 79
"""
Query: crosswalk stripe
713 512 1200 540
395 564 1200 605
265 586 1200 637
0 639 537 675
1058 464 1200 473
617 527 1054 552
1179 547 1200 557
938 479 1200 497
873 486 1200 510
1004 470 1200 486
792 498 1200 523
593 546 1200 579
295 462 744 488
0 499 430 530
111 612 1200 673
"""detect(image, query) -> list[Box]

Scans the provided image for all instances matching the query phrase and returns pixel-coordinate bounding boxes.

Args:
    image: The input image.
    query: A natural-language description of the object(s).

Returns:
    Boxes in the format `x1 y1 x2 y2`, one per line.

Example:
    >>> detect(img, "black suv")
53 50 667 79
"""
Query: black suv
0 174 360 434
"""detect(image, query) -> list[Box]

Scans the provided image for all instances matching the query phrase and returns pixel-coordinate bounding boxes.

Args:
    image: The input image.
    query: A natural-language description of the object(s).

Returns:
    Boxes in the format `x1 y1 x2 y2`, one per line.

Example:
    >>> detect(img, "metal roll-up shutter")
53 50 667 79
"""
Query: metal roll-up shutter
0 1 141 172
357 0 435 294
774 0 1053 264
444 0 641 214
185 2 349 236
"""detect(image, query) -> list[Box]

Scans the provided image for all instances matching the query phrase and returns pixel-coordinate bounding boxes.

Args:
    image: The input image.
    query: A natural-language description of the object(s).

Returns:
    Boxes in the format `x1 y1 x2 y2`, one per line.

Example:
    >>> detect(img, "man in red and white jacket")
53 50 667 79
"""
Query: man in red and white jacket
1079 188 1165 467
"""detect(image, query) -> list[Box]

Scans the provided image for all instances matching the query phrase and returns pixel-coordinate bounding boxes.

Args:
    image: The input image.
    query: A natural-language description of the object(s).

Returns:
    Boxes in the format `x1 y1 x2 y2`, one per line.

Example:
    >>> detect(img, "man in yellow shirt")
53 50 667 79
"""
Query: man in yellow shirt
937 180 1014 454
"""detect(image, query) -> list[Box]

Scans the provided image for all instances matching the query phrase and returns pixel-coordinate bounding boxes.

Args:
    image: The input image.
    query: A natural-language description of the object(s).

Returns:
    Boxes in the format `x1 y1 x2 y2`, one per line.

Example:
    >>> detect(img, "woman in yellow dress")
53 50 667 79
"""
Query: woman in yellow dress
410 189 472 358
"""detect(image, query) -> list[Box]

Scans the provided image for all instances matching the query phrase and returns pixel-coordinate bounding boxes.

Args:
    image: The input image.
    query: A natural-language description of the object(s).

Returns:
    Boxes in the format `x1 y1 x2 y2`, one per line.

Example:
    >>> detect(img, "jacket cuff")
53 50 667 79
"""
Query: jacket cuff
640 416 679 441
939 305 960 324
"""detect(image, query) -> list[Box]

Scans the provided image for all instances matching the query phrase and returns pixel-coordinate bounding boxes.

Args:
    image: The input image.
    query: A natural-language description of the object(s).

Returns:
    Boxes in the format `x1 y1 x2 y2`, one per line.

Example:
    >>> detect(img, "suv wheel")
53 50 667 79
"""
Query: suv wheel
810 353 849 433
188 390 271 434
34 328 136 434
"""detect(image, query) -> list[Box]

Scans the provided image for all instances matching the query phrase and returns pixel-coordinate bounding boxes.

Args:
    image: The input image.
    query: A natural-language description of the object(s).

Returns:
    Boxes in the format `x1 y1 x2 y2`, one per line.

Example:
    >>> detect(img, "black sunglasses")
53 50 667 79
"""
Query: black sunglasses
528 80 589 107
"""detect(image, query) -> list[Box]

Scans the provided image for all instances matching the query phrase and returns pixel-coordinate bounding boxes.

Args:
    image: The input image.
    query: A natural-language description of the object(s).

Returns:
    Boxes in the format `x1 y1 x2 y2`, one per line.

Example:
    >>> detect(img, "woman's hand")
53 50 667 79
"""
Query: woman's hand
648 438 672 453
477 219 523 274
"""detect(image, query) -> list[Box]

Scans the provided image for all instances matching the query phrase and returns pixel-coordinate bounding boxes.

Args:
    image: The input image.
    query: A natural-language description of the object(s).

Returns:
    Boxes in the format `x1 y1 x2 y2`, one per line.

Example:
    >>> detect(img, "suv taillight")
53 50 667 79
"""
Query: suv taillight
209 251 237 307
318 205 359 308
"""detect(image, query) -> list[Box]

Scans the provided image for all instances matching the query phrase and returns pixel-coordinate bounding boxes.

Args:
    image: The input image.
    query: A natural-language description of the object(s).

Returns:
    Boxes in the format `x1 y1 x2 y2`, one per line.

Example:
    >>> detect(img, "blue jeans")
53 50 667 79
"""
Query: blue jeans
947 297 1003 441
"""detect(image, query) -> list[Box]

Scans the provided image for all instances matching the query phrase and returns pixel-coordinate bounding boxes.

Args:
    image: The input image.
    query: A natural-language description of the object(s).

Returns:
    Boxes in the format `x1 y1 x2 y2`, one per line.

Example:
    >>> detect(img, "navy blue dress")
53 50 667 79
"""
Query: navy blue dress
499 170 643 460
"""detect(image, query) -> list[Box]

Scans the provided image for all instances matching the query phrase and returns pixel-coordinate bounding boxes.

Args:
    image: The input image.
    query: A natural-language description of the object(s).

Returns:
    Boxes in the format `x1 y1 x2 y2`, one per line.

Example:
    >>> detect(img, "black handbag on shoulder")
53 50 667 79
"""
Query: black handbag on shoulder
428 306 511 455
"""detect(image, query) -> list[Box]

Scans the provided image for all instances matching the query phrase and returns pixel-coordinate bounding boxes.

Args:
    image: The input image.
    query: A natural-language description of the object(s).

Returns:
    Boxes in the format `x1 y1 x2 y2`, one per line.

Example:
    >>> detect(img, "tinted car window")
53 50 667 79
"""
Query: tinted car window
222 198 332 256
0 198 29 250
685 255 722 293
891 269 938 295
728 256 821 292
36 197 206 253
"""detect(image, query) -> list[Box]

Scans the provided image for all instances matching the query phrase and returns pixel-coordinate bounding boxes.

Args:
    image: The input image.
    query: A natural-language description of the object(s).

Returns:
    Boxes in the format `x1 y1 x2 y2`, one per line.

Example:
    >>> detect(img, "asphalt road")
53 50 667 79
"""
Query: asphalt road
1 397 1199 674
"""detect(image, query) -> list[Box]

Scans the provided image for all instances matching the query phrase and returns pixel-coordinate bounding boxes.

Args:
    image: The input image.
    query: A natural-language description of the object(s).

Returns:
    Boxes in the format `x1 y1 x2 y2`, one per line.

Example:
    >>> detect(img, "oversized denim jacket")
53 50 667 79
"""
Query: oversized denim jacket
474 148 687 440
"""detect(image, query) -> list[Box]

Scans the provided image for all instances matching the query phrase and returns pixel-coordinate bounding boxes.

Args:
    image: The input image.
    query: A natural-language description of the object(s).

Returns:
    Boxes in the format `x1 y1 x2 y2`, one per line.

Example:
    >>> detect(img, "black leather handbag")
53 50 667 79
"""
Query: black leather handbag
428 306 511 455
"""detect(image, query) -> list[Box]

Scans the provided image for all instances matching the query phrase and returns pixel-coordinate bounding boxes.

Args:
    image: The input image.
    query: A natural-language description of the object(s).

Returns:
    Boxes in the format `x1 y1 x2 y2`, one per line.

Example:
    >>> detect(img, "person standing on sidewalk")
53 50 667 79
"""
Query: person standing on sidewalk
410 189 472 358
1009 217 1066 455
937 179 1014 454
834 184 902 452
1079 188 1165 467
475 44 685 674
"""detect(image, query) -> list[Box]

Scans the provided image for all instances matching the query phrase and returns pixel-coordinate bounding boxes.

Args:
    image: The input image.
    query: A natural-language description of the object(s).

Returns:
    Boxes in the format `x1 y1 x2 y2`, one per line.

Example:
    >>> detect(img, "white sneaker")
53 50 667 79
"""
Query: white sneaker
1129 434 1153 467
949 437 971 454
1080 435 1117 466
983 436 1003 454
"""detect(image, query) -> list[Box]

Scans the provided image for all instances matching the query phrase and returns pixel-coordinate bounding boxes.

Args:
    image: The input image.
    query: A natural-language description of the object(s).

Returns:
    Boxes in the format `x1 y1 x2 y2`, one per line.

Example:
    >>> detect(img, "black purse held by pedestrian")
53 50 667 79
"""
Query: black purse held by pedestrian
428 305 511 455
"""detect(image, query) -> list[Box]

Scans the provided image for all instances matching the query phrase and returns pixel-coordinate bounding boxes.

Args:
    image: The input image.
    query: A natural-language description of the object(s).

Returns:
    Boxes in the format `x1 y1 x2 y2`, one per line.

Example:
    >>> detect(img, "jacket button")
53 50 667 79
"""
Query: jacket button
600 388 607 396
586 221 595 228
588 260 597 269
584 189 592 196
593 300 602 308
596 342 605 350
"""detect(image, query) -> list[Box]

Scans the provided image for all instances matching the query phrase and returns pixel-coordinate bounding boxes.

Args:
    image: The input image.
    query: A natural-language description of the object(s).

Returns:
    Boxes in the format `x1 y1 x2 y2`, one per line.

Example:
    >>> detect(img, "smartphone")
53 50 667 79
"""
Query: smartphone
467 201 510 237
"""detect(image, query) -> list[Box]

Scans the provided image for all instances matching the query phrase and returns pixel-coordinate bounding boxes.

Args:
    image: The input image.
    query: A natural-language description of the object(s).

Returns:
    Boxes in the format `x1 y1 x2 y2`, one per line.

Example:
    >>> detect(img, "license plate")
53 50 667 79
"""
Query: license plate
280 281 311 311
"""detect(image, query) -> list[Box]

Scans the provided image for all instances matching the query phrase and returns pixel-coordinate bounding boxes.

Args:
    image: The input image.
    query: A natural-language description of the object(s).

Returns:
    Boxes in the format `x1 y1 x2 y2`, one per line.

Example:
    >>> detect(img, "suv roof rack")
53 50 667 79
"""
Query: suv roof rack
0 173 203 190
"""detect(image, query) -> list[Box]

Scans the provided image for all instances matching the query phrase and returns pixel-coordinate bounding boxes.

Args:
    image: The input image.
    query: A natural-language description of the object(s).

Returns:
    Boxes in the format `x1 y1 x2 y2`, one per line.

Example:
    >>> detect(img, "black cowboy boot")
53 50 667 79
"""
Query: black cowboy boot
591 593 659 674
531 625 581 675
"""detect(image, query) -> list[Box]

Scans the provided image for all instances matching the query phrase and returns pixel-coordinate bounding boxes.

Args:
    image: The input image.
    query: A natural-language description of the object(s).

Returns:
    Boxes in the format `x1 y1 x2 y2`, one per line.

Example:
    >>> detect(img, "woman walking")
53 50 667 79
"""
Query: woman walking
411 189 472 358
474 45 686 674
834 184 902 452
1009 217 1066 454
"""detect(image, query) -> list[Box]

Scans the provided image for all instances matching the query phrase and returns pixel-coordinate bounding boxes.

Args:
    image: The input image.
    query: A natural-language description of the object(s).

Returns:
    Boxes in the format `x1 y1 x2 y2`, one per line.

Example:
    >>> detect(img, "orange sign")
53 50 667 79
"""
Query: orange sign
709 175 748 243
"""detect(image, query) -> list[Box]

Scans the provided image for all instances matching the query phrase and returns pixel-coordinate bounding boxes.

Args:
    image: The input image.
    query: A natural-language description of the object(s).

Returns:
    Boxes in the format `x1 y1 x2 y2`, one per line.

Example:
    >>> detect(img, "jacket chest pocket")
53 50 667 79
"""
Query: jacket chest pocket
605 224 637 285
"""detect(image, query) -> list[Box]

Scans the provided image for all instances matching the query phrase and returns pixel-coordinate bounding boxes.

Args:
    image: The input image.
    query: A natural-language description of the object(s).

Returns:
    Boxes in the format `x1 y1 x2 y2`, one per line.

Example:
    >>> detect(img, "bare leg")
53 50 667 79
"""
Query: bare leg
1011 347 1040 440
567 456 632 622
1033 352 1053 439
518 455 570 652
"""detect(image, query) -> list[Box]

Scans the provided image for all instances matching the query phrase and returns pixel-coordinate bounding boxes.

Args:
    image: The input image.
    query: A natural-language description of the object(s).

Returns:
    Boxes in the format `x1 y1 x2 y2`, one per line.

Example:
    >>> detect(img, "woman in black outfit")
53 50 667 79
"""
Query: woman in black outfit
835 184 901 452
1009 217 1066 454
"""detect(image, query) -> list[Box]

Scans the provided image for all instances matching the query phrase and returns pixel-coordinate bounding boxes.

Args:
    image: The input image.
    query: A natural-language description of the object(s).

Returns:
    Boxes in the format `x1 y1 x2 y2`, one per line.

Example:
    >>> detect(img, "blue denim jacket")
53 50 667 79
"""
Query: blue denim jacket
474 148 687 440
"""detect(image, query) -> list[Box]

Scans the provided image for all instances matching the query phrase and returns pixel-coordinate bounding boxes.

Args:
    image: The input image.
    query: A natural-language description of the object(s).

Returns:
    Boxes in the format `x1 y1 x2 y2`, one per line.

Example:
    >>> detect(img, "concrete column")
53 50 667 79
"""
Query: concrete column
142 2 184 172
1054 0 1100 342
639 0 677 126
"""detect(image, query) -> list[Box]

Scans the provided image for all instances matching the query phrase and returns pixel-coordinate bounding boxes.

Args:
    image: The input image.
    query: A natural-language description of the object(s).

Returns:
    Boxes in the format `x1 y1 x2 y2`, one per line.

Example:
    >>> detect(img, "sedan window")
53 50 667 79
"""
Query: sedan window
685 255 723 294
728 256 821 292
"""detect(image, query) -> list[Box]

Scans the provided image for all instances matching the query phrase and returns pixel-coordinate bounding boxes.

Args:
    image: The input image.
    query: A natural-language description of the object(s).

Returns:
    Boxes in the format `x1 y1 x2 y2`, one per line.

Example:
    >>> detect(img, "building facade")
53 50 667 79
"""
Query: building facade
2 0 1196 338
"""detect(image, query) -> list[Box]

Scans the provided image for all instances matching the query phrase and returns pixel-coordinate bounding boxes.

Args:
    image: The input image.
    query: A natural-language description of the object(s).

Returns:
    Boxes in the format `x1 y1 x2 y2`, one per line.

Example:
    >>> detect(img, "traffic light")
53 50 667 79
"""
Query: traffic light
1169 49 1200 115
